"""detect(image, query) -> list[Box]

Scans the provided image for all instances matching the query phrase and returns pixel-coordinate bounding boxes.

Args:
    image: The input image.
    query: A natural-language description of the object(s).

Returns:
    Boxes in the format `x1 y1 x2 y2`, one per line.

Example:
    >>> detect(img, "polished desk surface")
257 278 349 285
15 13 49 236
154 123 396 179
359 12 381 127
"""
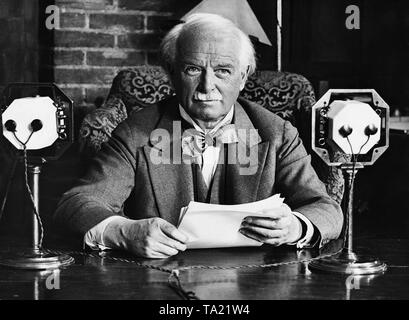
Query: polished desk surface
0 238 408 300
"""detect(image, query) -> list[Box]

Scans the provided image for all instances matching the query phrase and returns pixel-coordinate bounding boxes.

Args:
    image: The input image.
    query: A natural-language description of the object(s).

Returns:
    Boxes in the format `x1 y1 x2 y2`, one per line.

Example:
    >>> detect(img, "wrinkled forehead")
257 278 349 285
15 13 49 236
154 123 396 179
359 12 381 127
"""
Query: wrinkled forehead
176 27 241 64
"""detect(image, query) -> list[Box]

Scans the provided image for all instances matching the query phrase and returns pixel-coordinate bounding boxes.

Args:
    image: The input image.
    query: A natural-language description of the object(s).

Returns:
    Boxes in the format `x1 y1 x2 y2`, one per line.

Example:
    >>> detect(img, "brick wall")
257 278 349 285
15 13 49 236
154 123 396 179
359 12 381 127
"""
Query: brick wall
53 0 198 110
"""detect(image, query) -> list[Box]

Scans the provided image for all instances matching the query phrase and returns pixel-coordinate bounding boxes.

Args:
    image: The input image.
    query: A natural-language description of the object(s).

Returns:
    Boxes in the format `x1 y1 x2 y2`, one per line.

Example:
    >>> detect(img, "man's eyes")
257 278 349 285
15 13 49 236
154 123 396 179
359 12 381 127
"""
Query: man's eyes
184 66 202 75
183 66 232 76
215 68 231 76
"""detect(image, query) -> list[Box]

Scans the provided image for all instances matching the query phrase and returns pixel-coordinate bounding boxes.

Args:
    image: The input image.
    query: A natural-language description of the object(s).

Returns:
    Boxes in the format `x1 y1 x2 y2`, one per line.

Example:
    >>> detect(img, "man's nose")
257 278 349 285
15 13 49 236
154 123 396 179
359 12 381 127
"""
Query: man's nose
198 70 216 93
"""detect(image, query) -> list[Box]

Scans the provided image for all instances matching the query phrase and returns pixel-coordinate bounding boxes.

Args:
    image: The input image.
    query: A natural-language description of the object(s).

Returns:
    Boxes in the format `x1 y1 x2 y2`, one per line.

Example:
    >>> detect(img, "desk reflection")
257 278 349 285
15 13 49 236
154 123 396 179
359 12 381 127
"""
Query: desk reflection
0 238 408 300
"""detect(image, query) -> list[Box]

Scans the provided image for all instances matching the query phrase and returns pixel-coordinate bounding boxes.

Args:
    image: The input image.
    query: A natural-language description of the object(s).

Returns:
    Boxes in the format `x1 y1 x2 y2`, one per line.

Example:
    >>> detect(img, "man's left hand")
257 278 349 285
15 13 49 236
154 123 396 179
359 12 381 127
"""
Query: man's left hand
239 204 303 246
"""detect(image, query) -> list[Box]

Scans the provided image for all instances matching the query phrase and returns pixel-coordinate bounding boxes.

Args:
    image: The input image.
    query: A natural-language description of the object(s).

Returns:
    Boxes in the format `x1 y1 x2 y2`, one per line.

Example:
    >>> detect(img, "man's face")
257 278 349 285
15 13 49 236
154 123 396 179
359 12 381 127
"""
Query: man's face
170 29 248 125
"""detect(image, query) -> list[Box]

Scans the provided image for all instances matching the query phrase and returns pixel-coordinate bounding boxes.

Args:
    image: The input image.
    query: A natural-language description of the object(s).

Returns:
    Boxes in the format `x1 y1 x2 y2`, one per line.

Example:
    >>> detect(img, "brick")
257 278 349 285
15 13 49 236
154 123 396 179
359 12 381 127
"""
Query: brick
87 50 145 66
90 14 144 32
55 68 116 85
59 87 84 106
147 16 178 32
147 51 160 65
56 0 114 10
118 0 199 12
55 50 84 65
85 87 110 105
118 33 162 50
54 30 114 48
60 13 86 28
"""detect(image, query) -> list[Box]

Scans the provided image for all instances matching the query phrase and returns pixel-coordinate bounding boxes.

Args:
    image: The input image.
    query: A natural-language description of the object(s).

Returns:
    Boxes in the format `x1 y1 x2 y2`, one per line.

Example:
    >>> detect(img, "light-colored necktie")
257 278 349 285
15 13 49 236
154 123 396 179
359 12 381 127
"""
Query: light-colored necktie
182 124 238 159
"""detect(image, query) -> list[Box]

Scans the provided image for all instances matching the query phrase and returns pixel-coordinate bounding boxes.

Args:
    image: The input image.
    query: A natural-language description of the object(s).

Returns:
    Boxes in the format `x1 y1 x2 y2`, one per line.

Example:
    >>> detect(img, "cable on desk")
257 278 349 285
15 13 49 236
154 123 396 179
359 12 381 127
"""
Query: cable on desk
44 246 343 301
168 270 200 300
43 249 198 300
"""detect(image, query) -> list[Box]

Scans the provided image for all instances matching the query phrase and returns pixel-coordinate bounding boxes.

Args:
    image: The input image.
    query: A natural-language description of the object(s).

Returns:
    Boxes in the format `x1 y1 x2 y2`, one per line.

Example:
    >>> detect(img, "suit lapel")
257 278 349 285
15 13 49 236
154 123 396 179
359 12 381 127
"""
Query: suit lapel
143 99 270 223
225 101 269 204
143 100 194 226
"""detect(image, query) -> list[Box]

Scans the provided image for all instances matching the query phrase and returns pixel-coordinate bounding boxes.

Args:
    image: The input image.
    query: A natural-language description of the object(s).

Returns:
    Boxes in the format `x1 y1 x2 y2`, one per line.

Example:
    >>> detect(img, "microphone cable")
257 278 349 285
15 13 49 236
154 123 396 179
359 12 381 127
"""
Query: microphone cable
9 128 45 249
343 135 371 245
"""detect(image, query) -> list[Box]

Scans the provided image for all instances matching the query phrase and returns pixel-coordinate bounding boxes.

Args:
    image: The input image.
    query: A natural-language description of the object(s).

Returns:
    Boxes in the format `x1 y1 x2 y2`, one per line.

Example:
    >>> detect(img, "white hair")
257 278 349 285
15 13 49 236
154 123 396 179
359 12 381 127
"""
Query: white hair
159 13 257 75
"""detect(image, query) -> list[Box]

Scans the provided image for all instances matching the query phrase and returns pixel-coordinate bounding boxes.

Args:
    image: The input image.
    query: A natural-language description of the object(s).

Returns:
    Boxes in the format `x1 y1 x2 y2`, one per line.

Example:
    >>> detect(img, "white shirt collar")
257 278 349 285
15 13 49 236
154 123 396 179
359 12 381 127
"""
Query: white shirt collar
178 104 235 134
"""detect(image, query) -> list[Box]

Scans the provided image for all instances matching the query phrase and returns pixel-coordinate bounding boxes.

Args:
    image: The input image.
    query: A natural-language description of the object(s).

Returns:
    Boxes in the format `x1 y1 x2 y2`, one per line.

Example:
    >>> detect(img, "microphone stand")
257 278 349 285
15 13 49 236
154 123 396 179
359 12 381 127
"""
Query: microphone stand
308 163 387 274
0 83 75 270
0 158 74 270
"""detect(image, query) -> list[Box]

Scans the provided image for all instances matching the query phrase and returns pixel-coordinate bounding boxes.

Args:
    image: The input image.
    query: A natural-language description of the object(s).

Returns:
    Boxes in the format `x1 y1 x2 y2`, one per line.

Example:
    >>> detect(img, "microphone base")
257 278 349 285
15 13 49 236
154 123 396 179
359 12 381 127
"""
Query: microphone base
0 248 74 270
308 248 387 275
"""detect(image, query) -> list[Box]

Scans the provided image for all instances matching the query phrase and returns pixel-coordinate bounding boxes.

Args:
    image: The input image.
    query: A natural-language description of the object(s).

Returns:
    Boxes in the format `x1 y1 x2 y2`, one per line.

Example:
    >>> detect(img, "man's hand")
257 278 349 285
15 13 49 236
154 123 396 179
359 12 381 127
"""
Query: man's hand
239 204 303 246
104 217 188 259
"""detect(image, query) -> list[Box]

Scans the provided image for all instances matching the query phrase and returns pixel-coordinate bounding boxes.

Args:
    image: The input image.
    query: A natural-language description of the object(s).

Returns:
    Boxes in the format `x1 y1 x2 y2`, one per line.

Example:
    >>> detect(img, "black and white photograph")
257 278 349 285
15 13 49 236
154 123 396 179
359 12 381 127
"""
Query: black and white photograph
0 0 408 311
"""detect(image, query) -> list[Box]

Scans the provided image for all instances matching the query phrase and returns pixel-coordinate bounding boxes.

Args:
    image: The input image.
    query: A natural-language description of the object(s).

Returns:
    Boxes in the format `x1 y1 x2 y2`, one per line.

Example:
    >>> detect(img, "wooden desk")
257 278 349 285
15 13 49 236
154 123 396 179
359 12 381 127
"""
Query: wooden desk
0 238 408 300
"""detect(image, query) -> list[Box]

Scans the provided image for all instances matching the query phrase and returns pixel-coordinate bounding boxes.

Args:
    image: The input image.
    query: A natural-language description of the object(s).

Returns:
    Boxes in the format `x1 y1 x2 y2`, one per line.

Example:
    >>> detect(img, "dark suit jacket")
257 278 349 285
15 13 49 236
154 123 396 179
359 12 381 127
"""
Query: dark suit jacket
55 97 343 247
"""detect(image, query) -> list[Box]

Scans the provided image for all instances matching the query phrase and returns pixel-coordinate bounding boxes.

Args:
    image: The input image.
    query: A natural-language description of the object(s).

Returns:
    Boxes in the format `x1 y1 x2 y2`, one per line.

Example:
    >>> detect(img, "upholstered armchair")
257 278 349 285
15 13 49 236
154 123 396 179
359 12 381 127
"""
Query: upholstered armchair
78 66 344 204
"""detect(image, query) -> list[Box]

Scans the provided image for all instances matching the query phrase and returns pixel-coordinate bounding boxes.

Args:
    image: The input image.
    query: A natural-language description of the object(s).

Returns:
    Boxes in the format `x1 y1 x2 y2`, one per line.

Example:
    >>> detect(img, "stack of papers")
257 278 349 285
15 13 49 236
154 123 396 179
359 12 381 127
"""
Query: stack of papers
178 194 285 249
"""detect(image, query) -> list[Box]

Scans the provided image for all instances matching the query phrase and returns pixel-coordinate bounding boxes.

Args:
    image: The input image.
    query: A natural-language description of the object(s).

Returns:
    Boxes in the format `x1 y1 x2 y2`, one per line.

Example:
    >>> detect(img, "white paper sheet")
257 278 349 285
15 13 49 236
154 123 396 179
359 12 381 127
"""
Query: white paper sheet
178 194 285 249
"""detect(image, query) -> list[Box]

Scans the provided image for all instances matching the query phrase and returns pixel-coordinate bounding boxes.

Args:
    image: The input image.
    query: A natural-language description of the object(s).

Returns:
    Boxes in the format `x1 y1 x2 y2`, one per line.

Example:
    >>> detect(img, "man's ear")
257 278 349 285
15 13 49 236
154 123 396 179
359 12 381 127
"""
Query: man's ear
239 65 250 91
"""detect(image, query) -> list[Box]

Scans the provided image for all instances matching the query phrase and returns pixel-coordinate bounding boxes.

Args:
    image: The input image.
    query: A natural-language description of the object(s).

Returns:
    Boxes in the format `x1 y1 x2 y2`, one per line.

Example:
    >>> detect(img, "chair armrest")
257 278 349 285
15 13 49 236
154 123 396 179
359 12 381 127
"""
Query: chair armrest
78 97 127 157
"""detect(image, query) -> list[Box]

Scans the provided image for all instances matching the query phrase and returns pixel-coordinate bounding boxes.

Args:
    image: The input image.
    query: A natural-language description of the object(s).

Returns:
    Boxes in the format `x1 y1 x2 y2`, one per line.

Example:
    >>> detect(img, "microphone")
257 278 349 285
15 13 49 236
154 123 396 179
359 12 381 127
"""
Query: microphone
0 84 75 271
309 89 389 276
339 125 353 138
30 119 43 132
365 124 378 136
4 120 17 132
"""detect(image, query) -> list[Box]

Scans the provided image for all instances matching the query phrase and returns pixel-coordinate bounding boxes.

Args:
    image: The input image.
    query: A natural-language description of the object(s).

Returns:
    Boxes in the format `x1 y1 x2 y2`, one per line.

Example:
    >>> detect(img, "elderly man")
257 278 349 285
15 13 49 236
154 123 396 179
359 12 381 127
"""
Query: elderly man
55 13 343 258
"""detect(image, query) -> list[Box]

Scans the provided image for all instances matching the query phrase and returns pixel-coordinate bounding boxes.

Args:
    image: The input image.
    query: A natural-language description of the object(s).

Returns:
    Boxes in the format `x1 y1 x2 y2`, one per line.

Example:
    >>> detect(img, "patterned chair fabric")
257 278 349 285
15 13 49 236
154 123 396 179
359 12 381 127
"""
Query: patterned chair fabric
241 71 316 122
78 66 345 204
108 65 175 112
79 66 174 156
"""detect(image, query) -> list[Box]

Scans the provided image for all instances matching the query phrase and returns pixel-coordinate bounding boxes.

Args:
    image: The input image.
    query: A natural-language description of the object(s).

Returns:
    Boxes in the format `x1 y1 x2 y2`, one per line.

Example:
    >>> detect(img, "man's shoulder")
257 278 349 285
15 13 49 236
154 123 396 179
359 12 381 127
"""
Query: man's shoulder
112 96 178 146
237 97 291 141
125 100 167 129
122 96 177 129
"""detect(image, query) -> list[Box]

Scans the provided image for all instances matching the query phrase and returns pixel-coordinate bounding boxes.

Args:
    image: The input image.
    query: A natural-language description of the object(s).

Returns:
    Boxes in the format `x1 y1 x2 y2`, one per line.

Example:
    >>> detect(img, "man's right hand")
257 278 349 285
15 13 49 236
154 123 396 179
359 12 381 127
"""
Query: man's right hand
103 217 188 259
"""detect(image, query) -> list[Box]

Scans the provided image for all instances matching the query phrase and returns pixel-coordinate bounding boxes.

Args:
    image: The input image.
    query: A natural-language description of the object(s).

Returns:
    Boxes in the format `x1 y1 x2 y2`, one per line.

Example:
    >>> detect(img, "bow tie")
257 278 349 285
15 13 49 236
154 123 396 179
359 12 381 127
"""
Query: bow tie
182 124 238 158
